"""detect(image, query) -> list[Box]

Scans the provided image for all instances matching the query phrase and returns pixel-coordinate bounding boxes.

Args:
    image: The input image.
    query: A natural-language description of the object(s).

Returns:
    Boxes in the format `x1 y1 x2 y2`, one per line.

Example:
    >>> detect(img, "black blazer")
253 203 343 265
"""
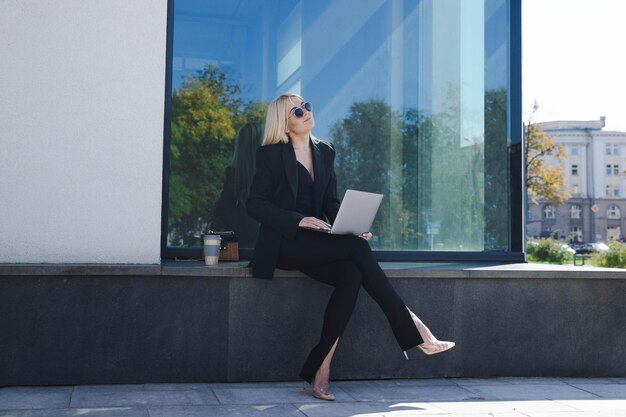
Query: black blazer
246 136 340 279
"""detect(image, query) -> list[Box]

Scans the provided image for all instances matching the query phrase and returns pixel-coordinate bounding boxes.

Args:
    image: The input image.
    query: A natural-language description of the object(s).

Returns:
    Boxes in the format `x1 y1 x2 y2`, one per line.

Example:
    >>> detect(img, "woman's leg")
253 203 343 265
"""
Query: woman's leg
311 337 339 399
344 237 454 353
327 235 425 351
279 231 422 350
277 229 452 385
296 261 363 384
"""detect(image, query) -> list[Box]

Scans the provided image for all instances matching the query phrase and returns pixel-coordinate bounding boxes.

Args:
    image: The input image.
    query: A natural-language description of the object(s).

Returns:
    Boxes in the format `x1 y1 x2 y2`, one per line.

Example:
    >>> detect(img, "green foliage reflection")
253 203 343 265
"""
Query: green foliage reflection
168 66 266 246
167 71 509 252
330 88 508 251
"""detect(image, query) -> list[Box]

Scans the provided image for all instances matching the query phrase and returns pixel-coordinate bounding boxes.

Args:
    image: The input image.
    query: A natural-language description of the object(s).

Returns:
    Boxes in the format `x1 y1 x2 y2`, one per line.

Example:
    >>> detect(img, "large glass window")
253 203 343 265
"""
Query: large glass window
164 0 515 256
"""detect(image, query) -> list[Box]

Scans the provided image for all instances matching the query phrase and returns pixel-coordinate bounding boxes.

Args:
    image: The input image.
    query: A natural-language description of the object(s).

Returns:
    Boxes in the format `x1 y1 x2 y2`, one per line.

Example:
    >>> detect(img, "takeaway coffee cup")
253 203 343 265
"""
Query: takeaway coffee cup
202 234 221 266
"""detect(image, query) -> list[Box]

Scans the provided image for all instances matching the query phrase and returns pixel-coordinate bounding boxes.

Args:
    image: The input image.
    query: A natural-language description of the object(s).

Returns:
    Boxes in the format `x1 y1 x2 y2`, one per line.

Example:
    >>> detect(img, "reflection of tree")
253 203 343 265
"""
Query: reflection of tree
417 98 485 251
168 65 265 246
402 108 430 248
483 87 509 250
168 70 512 251
330 99 405 247
330 88 510 251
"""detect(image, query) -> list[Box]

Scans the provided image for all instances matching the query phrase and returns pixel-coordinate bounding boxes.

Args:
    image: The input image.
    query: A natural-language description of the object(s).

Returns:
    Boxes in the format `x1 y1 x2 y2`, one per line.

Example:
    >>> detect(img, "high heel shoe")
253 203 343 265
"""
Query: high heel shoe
309 376 335 401
403 341 455 359
312 386 336 401
417 340 455 355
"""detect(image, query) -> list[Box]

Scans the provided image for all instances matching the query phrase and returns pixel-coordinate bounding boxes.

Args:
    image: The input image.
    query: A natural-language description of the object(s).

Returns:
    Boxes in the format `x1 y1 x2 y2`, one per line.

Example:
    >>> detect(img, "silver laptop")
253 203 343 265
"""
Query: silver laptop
315 189 383 235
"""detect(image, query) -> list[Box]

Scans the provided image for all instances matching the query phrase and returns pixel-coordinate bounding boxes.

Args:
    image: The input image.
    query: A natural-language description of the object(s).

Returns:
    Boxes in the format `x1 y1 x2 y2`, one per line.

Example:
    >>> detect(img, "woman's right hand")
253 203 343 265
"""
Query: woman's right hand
299 217 331 231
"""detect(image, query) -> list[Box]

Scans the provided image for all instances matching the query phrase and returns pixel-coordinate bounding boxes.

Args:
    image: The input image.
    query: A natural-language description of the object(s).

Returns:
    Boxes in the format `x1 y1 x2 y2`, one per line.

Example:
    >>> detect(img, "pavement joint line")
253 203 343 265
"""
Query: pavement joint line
68 385 75 408
561 380 605 398
206 386 221 405
288 402 312 416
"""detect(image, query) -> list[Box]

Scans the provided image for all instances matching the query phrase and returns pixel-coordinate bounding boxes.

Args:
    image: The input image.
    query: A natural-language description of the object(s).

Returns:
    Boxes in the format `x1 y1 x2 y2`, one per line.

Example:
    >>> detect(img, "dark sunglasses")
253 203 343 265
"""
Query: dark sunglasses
288 101 312 119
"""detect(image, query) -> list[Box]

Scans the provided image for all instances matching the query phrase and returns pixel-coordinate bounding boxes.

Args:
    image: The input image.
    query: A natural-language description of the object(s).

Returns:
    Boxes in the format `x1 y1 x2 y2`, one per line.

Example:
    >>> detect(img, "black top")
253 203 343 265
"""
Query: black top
246 137 341 279
295 161 316 217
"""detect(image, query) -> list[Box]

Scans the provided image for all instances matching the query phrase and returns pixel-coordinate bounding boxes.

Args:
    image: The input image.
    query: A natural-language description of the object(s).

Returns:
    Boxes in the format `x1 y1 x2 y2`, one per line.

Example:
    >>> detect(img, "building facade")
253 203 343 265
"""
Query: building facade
527 118 626 243
0 0 523 264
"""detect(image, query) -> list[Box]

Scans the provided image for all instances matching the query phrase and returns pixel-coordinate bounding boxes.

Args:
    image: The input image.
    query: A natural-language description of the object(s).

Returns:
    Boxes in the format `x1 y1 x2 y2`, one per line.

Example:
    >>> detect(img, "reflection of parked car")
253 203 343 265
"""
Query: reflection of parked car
561 244 576 254
574 242 609 254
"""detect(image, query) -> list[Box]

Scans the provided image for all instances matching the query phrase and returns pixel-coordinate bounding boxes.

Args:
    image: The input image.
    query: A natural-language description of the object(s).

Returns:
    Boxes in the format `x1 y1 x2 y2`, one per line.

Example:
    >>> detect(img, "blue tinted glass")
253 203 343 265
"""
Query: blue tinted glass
167 0 510 252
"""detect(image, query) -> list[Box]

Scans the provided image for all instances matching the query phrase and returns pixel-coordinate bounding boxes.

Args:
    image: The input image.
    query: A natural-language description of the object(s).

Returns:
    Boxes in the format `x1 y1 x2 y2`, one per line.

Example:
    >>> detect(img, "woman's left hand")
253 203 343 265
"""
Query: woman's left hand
360 232 372 240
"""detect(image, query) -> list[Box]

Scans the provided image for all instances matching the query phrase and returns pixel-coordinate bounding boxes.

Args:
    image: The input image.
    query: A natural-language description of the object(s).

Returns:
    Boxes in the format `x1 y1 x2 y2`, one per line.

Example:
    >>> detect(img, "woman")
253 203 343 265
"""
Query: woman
246 93 455 401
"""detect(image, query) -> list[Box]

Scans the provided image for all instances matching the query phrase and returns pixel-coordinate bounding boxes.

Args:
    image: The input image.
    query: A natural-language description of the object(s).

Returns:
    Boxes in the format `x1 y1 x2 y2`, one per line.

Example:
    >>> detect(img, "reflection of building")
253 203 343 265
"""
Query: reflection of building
527 118 626 243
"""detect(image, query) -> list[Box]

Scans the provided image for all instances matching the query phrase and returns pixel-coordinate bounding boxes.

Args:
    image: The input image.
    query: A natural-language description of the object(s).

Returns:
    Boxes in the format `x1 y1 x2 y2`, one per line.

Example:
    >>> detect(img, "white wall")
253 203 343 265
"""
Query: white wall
0 0 167 263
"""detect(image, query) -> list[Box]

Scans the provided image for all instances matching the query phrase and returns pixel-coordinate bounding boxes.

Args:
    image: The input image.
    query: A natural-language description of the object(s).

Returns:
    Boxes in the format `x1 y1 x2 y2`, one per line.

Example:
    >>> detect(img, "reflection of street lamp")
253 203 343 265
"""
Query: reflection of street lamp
426 221 440 250
591 203 599 242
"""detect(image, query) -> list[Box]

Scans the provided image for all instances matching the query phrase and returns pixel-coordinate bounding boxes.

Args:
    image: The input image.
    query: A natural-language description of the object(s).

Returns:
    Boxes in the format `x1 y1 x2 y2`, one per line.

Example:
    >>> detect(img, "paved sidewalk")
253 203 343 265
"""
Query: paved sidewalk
1 378 626 417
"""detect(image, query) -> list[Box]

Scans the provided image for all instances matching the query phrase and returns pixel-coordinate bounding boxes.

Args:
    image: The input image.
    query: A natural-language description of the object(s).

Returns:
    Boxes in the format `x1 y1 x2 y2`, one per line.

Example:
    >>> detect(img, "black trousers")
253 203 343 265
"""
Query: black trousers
276 229 423 383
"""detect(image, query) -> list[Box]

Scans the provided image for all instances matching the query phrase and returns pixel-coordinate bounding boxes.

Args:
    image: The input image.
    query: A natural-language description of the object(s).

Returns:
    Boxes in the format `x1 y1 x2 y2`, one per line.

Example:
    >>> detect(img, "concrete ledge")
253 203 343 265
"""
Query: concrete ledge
1 261 625 279
0 263 162 276
1 261 626 386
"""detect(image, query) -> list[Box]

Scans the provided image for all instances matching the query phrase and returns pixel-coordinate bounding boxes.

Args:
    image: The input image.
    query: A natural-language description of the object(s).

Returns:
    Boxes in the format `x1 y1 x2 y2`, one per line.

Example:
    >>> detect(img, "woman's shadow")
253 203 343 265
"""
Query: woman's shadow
209 121 263 248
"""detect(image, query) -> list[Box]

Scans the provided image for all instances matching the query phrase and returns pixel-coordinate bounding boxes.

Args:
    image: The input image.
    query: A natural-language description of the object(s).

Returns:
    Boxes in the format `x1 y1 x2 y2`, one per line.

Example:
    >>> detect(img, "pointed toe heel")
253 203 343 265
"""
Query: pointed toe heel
417 341 455 356
312 388 336 401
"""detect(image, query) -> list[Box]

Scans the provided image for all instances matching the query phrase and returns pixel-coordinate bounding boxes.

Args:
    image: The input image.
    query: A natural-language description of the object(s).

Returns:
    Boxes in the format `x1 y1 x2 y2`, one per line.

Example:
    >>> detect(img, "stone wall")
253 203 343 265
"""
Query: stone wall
1 263 625 386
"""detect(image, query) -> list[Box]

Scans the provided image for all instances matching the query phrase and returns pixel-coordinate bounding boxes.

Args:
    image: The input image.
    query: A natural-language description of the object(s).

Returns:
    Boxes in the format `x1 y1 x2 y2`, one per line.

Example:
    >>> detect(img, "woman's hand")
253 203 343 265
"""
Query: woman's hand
299 217 331 231
360 232 372 240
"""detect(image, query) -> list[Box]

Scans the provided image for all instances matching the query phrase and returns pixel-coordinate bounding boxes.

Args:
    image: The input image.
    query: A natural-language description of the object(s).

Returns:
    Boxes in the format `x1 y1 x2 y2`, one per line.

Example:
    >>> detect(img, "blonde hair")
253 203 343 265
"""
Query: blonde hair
262 93 304 146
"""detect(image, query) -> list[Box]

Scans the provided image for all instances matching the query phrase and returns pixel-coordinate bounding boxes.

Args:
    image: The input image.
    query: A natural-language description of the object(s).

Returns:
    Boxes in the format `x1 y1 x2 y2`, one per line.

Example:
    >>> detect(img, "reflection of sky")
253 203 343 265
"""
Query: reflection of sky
172 0 508 141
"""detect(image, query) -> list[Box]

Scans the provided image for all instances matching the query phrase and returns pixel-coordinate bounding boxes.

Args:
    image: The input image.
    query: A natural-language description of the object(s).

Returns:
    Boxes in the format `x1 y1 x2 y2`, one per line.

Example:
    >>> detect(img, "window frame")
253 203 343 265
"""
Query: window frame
606 143 619 156
159 0 525 263
569 226 582 243
607 205 621 219
606 185 620 197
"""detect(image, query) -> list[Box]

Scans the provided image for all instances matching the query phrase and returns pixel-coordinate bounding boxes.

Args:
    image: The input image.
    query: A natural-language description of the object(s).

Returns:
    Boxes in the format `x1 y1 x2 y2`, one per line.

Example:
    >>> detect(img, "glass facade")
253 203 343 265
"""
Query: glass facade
163 0 521 259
